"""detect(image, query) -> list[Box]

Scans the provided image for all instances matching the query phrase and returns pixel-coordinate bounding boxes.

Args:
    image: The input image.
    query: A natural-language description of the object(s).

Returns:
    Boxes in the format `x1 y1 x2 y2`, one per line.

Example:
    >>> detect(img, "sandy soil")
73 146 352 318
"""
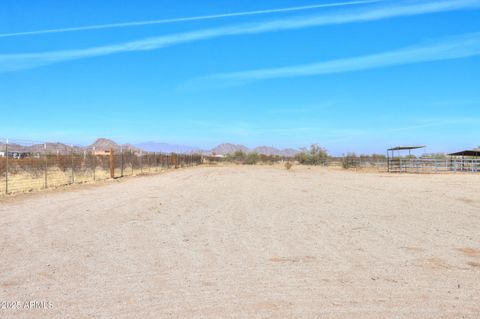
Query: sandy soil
1 165 479 318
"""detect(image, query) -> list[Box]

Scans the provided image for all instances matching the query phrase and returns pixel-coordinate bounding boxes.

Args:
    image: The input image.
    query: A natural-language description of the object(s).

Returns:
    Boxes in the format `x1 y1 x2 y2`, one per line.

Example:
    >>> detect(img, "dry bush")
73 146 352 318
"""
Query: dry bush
244 152 260 165
342 153 359 169
0 158 6 175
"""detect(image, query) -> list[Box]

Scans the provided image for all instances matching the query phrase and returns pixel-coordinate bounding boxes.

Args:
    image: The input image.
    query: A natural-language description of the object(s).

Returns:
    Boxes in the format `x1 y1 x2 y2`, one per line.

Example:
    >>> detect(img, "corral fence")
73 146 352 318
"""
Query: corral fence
387 158 480 173
0 138 204 195
314 157 480 174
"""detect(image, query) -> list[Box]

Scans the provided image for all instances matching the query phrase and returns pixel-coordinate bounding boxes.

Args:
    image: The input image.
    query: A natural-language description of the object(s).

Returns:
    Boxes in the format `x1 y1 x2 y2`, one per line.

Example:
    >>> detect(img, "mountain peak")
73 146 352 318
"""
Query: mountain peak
211 143 249 155
90 138 120 151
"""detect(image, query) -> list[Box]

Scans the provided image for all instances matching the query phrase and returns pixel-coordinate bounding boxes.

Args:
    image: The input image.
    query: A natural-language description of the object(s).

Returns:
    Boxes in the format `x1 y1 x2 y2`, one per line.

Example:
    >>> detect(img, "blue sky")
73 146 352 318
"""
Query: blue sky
1 0 479 155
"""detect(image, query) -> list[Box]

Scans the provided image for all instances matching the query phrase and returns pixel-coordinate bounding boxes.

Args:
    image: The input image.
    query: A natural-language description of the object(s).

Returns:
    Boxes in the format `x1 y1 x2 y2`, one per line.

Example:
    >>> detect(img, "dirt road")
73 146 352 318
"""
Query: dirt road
1 165 479 318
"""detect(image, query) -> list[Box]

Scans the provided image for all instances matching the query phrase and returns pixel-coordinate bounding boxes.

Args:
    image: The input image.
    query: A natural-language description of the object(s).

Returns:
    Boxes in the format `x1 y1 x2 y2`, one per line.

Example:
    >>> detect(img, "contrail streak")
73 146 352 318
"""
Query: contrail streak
202 32 480 84
1 0 479 72
0 0 382 38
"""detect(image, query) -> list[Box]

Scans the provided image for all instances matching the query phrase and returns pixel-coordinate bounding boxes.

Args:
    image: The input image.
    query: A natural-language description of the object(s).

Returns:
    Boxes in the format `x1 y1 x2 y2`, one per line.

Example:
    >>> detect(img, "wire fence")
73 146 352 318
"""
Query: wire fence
0 138 203 195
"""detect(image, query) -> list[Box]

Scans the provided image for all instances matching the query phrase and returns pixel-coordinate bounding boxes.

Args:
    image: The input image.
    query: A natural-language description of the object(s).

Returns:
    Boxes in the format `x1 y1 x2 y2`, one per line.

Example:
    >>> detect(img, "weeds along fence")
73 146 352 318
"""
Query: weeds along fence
0 139 203 195
326 157 388 170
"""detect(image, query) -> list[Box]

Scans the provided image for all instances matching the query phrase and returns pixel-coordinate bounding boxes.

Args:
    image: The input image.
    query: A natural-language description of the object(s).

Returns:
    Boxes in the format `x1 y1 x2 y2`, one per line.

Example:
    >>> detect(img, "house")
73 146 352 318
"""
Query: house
93 149 113 156
0 151 31 159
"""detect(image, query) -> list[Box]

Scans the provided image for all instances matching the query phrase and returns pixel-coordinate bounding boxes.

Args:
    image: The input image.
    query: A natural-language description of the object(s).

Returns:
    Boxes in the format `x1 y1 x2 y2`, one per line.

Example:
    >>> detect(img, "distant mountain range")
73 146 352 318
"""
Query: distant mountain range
1 138 300 157
90 138 142 153
211 143 298 157
136 141 203 154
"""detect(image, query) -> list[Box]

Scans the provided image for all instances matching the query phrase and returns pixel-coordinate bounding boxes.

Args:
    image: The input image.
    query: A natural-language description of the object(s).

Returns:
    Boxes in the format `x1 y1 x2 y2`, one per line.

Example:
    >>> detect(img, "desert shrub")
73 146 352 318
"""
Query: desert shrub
360 154 386 160
295 144 329 165
244 152 260 165
56 155 70 172
342 153 358 169
285 162 293 170
225 151 246 163
0 158 5 175
21 158 44 177
222 151 289 165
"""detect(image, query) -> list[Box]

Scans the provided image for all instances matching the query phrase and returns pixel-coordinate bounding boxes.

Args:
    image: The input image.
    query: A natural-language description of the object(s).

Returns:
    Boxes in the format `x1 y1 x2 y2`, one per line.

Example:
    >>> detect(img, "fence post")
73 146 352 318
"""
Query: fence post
5 139 8 194
148 153 151 173
44 143 48 189
121 148 124 177
92 147 96 181
71 145 74 184
109 148 115 178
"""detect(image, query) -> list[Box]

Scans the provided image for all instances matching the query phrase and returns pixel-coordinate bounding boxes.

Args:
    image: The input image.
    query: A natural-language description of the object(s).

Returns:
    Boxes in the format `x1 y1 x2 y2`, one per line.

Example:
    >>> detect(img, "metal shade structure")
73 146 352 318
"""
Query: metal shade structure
387 146 426 173
387 145 426 158
387 146 426 151
448 150 480 158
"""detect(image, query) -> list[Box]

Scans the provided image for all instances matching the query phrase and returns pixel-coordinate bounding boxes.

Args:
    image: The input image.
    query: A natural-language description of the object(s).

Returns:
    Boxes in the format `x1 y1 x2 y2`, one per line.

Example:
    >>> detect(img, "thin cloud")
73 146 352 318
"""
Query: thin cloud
202 32 480 84
1 0 480 72
0 0 382 38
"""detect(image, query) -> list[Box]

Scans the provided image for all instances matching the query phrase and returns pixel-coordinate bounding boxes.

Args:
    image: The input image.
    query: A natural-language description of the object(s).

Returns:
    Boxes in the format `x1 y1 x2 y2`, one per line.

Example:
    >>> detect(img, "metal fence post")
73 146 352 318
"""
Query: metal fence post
109 148 115 178
148 153 151 173
5 139 8 194
71 145 74 184
121 148 124 177
44 143 48 189
92 147 96 181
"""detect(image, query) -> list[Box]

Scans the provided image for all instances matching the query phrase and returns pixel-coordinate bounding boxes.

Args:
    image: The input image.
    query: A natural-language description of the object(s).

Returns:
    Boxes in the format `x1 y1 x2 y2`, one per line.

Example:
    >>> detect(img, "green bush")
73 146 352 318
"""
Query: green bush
225 150 247 163
244 152 260 165
295 144 328 165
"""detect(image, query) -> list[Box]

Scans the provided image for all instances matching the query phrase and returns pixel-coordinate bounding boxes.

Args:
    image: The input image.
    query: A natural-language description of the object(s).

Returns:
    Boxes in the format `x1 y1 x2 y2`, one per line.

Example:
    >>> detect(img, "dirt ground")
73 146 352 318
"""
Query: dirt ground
1 165 479 318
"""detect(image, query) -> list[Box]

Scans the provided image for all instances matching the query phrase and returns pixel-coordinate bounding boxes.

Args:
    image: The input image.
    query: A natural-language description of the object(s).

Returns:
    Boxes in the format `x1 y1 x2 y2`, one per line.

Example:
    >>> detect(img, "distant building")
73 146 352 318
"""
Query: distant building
0 151 31 159
93 150 112 156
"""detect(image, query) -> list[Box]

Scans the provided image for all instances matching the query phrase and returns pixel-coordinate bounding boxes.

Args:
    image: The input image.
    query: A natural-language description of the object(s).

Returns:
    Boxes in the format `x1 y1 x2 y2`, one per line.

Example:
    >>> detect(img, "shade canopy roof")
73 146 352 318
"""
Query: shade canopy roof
387 146 426 151
448 150 480 157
